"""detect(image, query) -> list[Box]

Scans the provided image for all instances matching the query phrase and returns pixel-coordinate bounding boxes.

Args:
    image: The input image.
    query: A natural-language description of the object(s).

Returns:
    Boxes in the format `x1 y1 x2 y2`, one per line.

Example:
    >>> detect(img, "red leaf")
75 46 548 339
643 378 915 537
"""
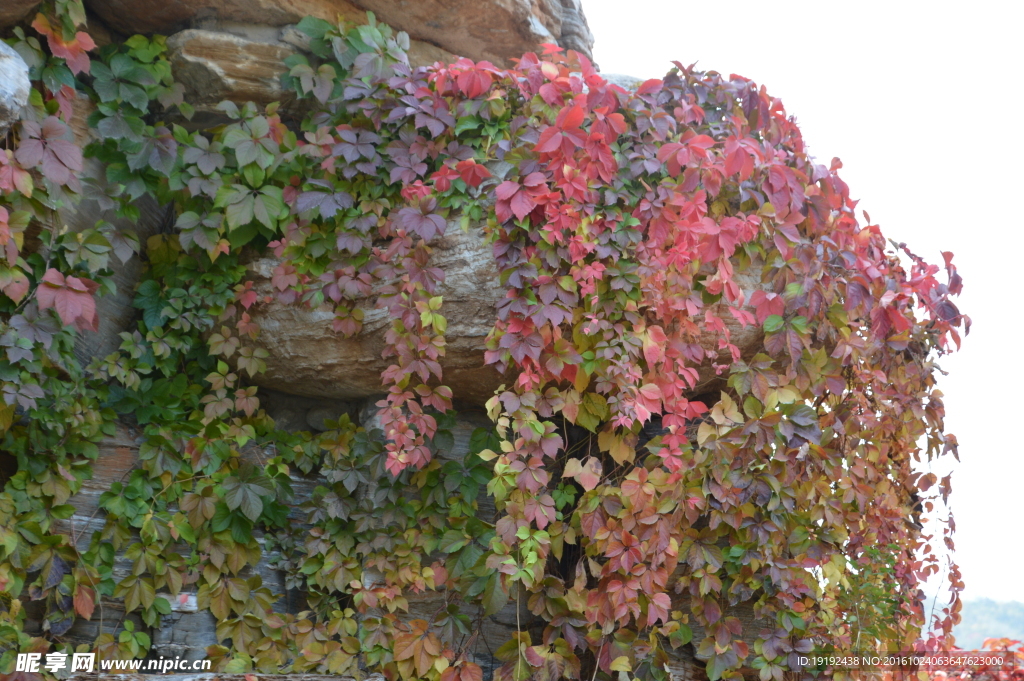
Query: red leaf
556 104 585 131
74 585 96 620
495 180 520 201
36 268 99 330
32 14 95 75
635 78 664 96
510 190 537 222
535 126 563 154
456 68 493 98
456 159 491 188
271 264 298 291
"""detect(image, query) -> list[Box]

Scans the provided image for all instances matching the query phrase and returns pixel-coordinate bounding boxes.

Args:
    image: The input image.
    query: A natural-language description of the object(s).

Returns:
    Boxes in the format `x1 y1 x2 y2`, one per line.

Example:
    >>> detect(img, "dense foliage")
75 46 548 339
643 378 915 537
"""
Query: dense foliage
0 2 969 680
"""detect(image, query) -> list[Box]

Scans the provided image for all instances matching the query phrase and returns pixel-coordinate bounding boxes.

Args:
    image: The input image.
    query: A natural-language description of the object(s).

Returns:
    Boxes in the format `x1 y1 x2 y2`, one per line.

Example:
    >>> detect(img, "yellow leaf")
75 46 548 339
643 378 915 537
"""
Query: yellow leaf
610 656 632 672
696 421 717 445
711 392 742 425
486 392 502 421
574 366 590 392
0 404 15 433
598 429 635 464
777 386 799 404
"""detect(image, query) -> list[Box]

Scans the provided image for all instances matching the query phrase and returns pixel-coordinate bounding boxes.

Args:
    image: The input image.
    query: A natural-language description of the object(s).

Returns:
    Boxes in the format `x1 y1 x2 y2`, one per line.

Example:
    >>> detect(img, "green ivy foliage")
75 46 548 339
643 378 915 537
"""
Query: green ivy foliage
0 2 968 681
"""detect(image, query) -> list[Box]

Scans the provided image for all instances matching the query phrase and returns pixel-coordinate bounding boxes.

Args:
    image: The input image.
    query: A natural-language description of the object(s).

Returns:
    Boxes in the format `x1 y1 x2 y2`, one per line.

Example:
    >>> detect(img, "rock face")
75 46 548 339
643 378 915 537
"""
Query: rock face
248 221 511 405
85 0 592 65
85 0 363 35
167 28 299 109
347 0 593 65
247 236 768 406
163 22 454 120
0 0 39 28
62 97 168 365
0 40 31 137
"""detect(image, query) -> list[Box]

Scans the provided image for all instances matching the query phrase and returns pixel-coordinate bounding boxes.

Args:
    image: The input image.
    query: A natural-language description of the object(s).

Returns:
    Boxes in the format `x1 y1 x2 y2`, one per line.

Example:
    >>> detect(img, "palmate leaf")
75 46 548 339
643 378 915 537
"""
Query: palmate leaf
36 268 100 331
183 135 226 175
95 105 146 143
0 264 30 304
116 575 156 612
216 184 285 230
15 117 83 187
295 179 354 218
101 223 140 264
62 227 112 272
221 473 272 522
223 116 277 169
125 126 178 175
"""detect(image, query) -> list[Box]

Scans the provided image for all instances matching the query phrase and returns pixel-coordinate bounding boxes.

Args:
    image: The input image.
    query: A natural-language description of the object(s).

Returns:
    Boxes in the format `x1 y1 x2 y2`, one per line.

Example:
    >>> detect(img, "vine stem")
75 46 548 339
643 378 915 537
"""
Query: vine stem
10 206 62 317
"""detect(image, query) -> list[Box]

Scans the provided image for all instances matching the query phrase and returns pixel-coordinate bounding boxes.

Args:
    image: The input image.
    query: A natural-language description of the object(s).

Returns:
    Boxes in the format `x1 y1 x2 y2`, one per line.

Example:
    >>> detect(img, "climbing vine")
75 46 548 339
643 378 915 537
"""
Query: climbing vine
0 2 967 681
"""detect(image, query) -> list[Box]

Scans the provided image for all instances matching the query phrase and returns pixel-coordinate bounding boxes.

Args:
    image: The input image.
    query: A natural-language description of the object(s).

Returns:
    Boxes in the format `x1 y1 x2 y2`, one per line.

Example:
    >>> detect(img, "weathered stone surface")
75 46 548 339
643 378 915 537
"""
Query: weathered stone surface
553 0 593 58
85 0 592 65
53 96 169 365
84 0 364 36
0 40 31 136
249 234 767 406
247 222 510 406
164 24 453 123
167 29 298 109
0 0 39 28
348 0 593 64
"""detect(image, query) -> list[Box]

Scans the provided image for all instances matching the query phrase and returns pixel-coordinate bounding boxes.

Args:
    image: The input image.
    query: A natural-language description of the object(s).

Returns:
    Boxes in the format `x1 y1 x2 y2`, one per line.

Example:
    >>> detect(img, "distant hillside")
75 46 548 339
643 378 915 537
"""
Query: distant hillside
953 599 1024 649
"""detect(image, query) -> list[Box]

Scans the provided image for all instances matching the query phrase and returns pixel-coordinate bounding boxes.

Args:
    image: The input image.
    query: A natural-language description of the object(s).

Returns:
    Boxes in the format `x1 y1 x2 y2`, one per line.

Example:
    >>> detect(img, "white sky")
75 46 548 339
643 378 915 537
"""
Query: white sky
585 0 1024 602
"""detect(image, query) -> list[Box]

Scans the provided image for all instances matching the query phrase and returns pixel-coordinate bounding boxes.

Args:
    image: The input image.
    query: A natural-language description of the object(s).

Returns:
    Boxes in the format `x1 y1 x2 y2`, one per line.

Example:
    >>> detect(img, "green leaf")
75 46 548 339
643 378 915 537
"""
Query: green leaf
296 15 334 40
481 572 508 616
222 476 270 522
439 530 468 553
252 186 284 229
763 315 784 333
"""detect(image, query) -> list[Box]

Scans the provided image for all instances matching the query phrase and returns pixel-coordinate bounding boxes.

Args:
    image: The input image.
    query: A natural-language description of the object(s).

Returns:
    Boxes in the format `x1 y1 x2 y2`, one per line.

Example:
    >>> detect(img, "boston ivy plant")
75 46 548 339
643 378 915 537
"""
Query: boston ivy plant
0 1 967 680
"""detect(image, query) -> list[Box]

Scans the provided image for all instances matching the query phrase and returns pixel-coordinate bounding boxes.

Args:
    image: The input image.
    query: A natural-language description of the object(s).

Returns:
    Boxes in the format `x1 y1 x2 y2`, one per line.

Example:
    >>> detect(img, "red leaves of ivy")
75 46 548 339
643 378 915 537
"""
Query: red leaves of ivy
455 159 490 188
36 269 100 331
32 14 95 75
394 196 447 241
0 209 30 302
495 172 548 223
15 117 83 189
0 150 33 197
656 131 715 175
449 58 498 99
535 103 587 155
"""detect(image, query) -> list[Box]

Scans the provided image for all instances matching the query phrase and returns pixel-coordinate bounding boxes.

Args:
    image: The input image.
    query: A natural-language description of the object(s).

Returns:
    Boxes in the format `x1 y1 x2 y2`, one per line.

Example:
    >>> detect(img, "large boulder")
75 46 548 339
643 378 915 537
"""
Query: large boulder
164 23 455 122
0 41 30 137
84 0 366 35
247 231 767 406
0 0 39 29
347 0 593 65
247 221 510 406
166 28 300 110
85 0 592 65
